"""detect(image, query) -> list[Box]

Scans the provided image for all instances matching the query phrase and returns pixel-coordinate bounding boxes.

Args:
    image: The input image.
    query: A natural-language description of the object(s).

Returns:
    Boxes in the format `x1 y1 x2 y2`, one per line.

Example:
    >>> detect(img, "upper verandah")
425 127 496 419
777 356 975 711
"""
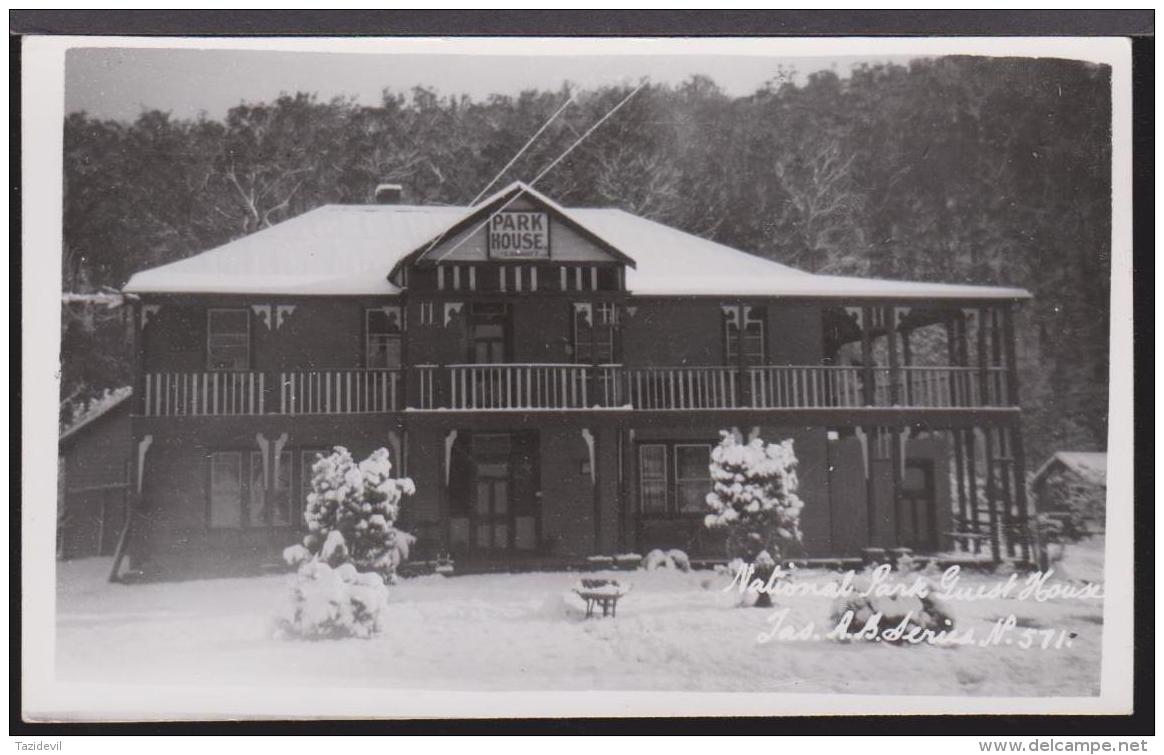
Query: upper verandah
122 181 1031 302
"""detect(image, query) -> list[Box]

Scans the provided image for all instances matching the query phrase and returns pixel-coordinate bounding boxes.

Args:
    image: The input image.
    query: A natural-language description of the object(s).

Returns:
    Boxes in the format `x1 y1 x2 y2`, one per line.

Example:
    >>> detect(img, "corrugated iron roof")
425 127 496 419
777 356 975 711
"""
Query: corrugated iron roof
123 182 1032 300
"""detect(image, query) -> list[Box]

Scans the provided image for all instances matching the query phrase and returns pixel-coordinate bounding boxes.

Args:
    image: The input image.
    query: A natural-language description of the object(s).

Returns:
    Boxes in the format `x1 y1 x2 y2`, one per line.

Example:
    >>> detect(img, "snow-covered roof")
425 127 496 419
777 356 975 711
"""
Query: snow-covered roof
124 206 463 295
59 387 133 446
124 182 1031 300
1032 452 1108 487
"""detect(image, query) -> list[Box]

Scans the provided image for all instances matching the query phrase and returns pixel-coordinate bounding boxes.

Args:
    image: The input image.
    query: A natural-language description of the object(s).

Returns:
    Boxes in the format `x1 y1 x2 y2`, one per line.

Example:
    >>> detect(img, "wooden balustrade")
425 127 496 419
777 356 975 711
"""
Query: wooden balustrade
895 366 1009 408
622 366 738 409
142 371 266 417
447 363 602 410
748 365 864 408
140 364 1014 416
279 368 401 415
413 364 438 410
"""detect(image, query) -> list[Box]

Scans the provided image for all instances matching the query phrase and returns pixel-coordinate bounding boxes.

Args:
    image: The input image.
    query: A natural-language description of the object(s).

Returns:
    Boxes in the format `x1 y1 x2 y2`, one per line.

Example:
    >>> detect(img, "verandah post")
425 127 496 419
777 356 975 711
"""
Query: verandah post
860 306 874 406
1010 423 1035 565
982 426 1002 563
887 306 900 406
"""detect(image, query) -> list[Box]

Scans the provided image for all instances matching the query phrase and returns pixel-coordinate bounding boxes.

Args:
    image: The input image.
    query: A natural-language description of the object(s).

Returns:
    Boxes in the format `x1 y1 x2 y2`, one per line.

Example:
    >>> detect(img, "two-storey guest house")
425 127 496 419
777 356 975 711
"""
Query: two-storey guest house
119 182 1034 578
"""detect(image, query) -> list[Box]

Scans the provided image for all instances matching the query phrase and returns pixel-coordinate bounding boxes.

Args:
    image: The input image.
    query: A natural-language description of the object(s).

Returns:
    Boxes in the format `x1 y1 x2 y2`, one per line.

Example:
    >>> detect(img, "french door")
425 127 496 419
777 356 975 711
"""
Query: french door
469 302 511 363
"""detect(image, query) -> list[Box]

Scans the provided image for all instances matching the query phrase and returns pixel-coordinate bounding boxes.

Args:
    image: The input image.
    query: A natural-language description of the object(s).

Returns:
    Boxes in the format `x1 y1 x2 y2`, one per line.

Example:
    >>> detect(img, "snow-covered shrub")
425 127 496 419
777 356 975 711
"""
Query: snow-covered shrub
666 549 691 572
299 446 416 583
703 431 805 562
750 550 777 608
642 548 692 572
274 560 389 640
828 578 955 644
642 549 672 570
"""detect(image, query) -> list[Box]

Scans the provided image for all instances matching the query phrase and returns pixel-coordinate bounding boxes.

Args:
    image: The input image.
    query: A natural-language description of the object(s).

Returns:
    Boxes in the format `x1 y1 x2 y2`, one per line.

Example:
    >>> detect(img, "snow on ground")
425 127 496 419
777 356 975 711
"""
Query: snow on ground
55 538 1105 696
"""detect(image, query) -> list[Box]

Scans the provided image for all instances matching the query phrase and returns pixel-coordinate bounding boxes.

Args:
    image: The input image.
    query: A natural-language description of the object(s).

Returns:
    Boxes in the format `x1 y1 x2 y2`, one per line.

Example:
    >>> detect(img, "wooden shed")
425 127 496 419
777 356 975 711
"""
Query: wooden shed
1030 451 1107 532
58 388 133 559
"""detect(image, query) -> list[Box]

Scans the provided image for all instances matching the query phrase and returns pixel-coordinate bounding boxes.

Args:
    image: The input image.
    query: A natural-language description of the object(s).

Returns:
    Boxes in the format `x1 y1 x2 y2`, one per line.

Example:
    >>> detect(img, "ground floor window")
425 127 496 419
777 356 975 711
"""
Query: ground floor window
209 451 244 528
250 450 293 527
208 448 324 529
638 442 713 516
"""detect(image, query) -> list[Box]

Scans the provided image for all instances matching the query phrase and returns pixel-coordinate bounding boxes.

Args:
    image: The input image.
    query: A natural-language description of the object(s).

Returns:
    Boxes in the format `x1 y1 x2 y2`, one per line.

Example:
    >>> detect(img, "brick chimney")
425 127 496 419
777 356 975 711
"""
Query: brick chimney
374 183 404 205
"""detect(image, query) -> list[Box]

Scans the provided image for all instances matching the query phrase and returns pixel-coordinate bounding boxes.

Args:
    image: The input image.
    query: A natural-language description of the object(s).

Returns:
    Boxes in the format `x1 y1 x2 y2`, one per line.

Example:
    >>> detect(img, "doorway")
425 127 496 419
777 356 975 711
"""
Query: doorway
453 431 540 557
900 459 938 551
472 433 511 550
468 302 511 363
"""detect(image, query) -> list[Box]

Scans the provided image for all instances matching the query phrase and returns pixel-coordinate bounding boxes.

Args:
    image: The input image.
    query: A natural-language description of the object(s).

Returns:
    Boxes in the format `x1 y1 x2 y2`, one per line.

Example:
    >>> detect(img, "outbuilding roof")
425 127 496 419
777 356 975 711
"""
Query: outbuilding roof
123 182 1031 300
59 387 133 447
1031 452 1108 488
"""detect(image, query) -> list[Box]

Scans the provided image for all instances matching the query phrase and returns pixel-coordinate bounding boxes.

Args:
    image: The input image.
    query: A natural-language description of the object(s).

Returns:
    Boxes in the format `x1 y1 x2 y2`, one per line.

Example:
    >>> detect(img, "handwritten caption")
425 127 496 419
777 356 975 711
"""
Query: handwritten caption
723 562 1102 648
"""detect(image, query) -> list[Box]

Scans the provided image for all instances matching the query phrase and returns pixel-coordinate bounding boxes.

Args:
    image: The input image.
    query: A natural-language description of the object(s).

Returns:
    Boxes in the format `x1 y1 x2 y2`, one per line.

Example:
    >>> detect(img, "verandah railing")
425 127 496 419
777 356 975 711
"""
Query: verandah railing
279 368 401 415
140 368 402 417
622 366 739 409
142 371 267 416
139 364 1013 416
446 363 621 410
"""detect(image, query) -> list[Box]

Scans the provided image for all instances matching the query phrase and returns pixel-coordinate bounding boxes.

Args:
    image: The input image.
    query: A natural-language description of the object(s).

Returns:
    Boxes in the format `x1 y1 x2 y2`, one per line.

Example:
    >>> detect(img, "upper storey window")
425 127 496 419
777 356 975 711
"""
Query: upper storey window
206 309 250 371
366 307 403 368
724 305 767 365
574 302 618 364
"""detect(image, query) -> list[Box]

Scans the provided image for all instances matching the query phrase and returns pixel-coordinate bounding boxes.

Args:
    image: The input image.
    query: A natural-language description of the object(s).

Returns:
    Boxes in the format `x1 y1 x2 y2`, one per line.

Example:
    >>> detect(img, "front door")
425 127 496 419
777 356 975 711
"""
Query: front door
900 459 938 551
473 433 512 550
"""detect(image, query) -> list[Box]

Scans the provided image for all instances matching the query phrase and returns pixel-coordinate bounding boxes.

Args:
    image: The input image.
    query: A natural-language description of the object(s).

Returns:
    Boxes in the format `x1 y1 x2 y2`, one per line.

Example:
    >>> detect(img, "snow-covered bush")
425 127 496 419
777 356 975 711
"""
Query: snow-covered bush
667 549 691 572
641 549 692 572
828 578 955 644
274 560 389 640
299 446 416 583
642 549 670 570
703 430 805 562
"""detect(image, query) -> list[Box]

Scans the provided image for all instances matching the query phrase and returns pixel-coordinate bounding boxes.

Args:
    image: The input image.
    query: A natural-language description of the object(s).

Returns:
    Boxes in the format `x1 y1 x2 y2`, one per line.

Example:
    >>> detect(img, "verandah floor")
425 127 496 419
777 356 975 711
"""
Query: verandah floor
51 537 1104 716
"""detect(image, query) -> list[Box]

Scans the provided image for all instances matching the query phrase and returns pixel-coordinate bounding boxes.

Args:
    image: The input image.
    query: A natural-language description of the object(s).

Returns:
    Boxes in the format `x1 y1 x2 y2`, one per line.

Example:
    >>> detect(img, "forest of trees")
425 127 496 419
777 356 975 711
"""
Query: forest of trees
60 55 1112 464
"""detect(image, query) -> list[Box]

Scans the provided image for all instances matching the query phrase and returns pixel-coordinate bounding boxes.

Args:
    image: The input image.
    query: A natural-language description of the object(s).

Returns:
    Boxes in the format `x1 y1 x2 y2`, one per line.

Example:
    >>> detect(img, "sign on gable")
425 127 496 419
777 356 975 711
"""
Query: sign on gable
488 212 549 259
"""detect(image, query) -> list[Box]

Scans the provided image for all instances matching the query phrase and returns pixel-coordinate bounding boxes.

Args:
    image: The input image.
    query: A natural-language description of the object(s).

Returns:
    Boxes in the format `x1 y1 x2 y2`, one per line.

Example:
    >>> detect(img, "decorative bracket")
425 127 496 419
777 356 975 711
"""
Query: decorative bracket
898 426 913 478
573 302 593 327
622 304 638 320
443 302 463 327
272 432 289 485
255 433 270 486
843 306 864 330
276 305 297 329
895 307 914 328
721 304 741 328
387 430 401 473
251 304 273 330
854 426 869 478
136 434 154 493
581 428 596 485
961 308 979 327
443 430 458 486
140 304 161 330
